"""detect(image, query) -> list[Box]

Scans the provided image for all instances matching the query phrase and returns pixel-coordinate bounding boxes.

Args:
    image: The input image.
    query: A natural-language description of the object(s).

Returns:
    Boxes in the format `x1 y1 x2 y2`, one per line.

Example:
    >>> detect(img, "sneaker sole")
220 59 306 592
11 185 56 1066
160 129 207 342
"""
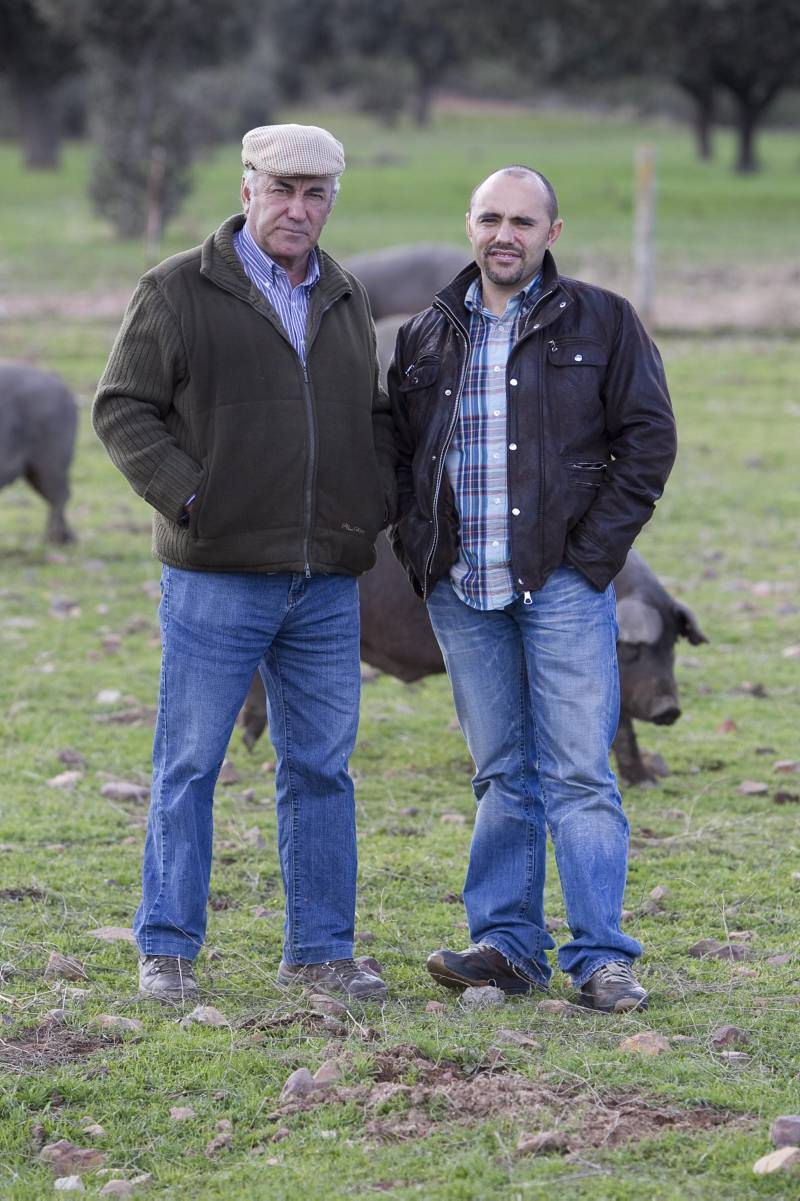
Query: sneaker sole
577 992 649 1013
276 970 387 1002
426 953 539 996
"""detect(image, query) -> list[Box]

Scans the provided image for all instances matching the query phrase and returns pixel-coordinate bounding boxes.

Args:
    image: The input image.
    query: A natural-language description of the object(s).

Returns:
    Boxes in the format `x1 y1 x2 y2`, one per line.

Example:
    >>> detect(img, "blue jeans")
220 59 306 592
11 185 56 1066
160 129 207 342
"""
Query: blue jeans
134 567 361 965
426 567 641 987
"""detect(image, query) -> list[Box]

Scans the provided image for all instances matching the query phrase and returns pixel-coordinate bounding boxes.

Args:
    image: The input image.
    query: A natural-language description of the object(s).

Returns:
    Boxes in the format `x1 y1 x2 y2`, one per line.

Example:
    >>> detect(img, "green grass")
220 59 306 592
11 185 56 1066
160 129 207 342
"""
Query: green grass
1 108 800 1199
1 104 799 299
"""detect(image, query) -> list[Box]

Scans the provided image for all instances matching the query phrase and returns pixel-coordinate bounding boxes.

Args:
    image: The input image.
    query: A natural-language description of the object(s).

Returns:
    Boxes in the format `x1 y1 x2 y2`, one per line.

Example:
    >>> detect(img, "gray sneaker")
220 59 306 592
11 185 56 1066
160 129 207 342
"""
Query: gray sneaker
138 955 199 1004
277 957 387 1001
577 961 648 1012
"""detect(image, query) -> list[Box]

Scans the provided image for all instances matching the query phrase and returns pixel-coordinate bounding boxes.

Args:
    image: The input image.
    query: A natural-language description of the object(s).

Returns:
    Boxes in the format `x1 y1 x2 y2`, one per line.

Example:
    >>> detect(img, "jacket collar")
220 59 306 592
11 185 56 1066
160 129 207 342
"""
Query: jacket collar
435 248 561 317
200 214 352 306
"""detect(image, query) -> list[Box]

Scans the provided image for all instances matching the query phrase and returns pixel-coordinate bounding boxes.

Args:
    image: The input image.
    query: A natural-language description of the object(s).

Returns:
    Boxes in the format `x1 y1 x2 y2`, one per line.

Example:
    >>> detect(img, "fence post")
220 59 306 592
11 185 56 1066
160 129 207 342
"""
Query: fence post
633 145 657 329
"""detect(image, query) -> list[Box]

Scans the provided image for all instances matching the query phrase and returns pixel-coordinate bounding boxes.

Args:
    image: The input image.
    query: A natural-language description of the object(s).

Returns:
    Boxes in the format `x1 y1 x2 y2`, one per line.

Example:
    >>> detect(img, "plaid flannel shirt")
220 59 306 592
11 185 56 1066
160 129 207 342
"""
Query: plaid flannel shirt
444 273 542 609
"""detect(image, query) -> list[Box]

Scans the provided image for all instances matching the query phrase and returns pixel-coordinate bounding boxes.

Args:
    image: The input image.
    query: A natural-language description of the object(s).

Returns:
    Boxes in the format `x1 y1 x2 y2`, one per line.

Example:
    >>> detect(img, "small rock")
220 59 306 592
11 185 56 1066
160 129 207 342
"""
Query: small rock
271 1127 290 1142
204 1133 232 1158
39 1140 105 1173
717 1051 752 1068
90 1015 143 1034
58 748 87 768
774 791 800 804
774 760 800 774
738 780 769 795
87 926 136 944
313 1059 341 1087
781 645 800 660
95 690 122 705
321 1015 347 1036
770 1115 800 1148
717 719 738 734
619 1032 670 1056
218 759 239 786
280 1067 315 1102
47 771 83 791
495 1028 540 1048
753 1147 800 1174
516 1130 569 1156
461 985 505 1010
100 781 149 801
80 1124 105 1138
440 812 466 824
183 1005 228 1027
398 806 419 816
217 1119 232 1133
688 937 723 958
354 931 375 943
243 826 266 848
537 999 583 1016
309 994 347 1017
99 1181 138 1197
169 1106 196 1121
649 885 672 902
54 1179 85 1193
545 916 567 932
767 952 794 967
251 906 273 919
426 1000 446 1013
44 952 87 982
43 1009 70 1025
710 1025 749 1049
709 943 754 962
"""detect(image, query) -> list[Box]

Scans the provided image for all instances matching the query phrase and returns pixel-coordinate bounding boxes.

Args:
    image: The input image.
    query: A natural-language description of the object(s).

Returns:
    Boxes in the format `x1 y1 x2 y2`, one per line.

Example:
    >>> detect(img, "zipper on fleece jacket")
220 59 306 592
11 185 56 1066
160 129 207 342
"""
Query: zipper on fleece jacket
300 361 315 577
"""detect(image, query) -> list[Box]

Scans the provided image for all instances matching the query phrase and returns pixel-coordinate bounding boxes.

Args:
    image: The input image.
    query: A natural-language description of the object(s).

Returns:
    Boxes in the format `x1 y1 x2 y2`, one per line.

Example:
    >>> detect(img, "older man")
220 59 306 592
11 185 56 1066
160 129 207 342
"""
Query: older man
94 124 394 1003
389 166 676 1012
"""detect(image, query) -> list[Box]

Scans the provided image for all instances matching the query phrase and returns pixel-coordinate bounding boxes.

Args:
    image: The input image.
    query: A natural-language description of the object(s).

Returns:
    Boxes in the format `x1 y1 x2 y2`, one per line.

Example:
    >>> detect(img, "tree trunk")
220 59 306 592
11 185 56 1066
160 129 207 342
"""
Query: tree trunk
733 96 759 174
14 76 61 170
692 91 714 161
410 78 434 127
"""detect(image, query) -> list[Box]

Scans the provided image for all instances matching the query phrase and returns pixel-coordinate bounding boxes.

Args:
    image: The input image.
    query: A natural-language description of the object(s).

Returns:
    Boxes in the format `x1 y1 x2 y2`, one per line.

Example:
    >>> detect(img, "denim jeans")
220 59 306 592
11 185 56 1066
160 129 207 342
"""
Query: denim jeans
134 567 361 965
426 566 641 987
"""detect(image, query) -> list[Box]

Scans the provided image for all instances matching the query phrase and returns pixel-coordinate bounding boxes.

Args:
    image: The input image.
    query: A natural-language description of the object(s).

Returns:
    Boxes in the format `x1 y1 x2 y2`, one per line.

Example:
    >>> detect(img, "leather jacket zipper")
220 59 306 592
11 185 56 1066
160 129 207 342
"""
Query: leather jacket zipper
422 297 471 599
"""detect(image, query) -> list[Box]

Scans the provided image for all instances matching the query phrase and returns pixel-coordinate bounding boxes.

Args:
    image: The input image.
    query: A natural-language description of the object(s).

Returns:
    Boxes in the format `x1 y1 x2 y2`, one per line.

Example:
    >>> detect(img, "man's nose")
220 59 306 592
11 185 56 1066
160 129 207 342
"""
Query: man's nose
495 218 516 242
285 193 307 220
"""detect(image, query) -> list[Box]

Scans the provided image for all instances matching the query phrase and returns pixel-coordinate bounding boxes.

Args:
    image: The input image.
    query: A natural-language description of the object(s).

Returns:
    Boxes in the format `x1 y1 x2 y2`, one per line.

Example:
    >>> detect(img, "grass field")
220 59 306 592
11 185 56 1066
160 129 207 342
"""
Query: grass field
1 106 799 1198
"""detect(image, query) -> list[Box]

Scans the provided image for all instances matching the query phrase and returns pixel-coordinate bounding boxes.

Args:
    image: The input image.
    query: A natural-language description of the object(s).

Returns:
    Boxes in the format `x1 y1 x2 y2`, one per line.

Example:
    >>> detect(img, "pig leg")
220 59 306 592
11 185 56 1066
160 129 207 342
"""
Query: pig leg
612 715 659 787
239 671 268 750
24 462 75 544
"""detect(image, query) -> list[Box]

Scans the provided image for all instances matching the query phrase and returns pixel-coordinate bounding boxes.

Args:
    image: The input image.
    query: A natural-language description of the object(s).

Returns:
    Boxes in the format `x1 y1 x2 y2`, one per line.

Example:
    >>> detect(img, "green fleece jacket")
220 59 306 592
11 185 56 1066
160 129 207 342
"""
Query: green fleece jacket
93 214 396 575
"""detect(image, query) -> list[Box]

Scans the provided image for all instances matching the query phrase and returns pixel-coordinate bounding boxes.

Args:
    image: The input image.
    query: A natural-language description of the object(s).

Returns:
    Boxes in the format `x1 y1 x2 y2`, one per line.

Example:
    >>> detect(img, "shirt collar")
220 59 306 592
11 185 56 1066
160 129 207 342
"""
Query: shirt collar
238 223 320 289
465 271 542 318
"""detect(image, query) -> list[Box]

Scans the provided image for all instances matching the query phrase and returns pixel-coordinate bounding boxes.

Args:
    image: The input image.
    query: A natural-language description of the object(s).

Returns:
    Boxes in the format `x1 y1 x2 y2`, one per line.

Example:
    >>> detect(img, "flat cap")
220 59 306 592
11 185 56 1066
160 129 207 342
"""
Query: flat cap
241 123 345 177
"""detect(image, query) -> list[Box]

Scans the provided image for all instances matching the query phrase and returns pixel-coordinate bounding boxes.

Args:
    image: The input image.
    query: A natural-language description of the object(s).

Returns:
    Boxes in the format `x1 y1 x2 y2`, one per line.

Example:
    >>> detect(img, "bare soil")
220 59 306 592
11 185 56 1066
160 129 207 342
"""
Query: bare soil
268 1043 753 1152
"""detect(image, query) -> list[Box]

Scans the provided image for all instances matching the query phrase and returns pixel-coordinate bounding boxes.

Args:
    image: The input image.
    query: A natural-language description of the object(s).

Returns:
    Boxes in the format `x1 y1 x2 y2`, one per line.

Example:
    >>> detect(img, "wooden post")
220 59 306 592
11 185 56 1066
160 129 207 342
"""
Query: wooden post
144 145 166 267
633 145 656 329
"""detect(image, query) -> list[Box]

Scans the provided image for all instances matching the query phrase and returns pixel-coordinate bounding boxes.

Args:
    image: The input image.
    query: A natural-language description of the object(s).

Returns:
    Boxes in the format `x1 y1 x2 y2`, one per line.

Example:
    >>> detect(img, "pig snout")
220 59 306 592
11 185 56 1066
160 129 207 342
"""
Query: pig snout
648 696 681 726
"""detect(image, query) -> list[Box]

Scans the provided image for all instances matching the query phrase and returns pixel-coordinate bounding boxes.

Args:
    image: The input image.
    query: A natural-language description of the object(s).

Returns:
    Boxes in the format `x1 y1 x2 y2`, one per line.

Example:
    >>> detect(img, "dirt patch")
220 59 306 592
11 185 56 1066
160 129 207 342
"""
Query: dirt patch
0 886 45 901
268 1044 752 1151
0 1024 108 1074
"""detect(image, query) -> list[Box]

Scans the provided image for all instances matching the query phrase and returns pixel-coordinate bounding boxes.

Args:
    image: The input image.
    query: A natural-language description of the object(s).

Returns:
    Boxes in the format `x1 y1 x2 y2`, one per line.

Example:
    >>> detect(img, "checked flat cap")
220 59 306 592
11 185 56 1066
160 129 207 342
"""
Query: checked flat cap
241 123 345 177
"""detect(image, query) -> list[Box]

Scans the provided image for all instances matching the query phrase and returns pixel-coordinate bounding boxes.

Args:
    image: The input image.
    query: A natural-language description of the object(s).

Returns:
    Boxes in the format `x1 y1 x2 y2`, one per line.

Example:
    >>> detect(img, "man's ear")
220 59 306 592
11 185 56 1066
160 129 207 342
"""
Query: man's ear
674 601 709 645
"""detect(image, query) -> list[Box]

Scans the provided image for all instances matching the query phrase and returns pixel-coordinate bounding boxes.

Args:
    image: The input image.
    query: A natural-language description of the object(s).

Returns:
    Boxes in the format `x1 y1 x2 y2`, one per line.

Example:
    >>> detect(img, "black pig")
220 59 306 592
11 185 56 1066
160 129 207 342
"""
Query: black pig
0 363 77 543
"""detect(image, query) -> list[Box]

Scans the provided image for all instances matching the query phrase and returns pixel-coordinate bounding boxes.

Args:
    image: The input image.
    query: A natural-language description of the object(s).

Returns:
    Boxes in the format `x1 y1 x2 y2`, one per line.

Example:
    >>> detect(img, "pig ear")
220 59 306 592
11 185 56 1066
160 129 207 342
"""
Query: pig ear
674 602 709 645
616 598 663 644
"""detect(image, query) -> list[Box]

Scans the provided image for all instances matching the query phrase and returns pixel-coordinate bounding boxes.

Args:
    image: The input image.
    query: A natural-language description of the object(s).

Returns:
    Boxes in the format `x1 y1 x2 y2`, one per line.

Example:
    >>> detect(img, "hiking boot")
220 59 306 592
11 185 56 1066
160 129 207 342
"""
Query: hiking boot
577 961 648 1012
277 958 387 1001
138 955 199 1004
426 944 546 995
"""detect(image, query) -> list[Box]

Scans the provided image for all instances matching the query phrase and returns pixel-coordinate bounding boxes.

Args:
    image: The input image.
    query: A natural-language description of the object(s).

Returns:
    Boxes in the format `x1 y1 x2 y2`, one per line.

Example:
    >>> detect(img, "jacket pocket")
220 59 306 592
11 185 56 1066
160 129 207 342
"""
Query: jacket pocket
399 357 441 392
568 460 609 489
546 337 608 368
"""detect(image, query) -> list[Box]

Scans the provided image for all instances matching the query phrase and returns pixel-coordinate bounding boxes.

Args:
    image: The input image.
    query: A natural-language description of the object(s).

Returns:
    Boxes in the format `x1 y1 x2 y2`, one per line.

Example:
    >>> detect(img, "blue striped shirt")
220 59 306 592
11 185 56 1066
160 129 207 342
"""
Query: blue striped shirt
445 274 542 610
233 224 319 361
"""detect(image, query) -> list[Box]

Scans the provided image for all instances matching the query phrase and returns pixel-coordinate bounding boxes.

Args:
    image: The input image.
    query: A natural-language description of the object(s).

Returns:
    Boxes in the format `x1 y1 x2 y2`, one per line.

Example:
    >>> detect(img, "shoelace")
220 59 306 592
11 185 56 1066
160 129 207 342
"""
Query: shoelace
149 956 194 978
594 961 637 986
320 958 369 981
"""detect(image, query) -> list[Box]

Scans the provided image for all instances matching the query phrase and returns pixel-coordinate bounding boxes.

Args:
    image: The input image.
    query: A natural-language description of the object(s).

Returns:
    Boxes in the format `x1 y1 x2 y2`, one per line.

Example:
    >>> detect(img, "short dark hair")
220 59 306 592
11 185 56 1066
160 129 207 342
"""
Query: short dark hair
470 166 559 224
